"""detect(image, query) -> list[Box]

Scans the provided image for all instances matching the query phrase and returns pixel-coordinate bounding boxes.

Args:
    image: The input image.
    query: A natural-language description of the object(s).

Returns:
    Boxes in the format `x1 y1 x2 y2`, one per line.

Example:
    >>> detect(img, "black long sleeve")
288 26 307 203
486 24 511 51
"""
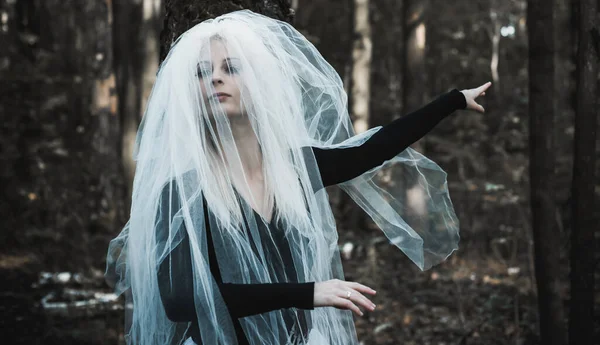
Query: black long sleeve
313 88 466 187
156 185 314 323
157 230 314 321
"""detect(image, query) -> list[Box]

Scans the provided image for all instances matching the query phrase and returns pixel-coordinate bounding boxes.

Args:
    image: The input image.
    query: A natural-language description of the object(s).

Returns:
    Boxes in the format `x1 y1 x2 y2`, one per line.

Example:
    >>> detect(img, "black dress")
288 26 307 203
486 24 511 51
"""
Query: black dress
156 89 467 344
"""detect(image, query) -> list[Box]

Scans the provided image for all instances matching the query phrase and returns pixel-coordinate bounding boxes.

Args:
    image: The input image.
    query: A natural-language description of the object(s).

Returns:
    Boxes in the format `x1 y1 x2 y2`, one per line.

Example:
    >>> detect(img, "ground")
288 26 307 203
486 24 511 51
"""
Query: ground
2 220 548 345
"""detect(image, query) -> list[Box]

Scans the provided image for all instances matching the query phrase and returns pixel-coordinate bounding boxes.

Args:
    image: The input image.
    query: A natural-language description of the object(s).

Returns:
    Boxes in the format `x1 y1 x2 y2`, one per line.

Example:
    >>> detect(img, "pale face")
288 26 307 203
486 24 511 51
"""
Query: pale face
198 40 244 118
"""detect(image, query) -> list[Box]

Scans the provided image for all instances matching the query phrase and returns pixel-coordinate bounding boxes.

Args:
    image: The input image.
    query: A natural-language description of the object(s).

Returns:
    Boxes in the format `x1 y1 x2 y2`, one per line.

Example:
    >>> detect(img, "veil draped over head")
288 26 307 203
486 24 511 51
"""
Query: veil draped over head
106 10 459 345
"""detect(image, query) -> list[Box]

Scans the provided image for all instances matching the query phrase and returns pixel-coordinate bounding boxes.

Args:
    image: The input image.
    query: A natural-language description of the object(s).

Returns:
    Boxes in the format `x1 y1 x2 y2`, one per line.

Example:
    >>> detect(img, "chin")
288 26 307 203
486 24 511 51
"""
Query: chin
226 111 245 119
223 106 244 118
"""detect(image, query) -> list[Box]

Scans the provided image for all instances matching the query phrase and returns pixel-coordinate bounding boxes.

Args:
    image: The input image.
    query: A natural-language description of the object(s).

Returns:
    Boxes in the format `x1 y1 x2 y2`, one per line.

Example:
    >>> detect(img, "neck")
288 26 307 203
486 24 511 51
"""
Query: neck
226 115 263 182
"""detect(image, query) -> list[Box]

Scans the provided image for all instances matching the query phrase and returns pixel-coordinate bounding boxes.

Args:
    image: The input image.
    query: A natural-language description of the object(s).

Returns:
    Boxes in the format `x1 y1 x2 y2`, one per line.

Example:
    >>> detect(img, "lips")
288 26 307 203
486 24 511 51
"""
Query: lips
212 92 231 99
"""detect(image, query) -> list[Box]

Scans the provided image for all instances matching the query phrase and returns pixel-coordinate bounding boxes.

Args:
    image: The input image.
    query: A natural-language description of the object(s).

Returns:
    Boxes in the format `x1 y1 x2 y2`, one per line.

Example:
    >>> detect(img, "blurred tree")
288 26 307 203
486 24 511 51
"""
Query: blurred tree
527 0 567 344
113 0 163 205
369 0 403 129
91 0 122 238
402 0 428 123
489 0 501 94
351 0 371 134
401 0 430 237
569 0 598 343
343 0 372 248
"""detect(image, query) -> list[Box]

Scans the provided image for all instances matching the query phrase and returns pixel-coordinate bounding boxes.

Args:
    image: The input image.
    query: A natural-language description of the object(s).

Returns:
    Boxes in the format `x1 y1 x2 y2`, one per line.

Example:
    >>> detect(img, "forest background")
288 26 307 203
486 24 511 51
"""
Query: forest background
0 0 598 344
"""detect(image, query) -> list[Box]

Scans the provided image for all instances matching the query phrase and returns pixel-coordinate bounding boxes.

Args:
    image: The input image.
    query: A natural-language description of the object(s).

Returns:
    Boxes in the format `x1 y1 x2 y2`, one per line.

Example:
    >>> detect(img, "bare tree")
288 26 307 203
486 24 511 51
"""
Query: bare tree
489 0 501 91
402 0 429 123
92 0 123 237
351 0 372 134
569 0 598 344
113 0 164 205
527 0 567 344
401 0 430 234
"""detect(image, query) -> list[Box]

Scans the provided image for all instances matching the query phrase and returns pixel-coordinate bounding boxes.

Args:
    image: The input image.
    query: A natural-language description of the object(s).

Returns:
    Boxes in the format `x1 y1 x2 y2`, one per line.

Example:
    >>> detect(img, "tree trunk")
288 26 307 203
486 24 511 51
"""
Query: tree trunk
401 0 429 235
402 0 428 121
140 0 164 118
489 0 501 93
113 0 164 208
89 1 124 257
0 0 125 269
341 0 372 236
159 0 293 62
351 0 371 134
527 1 567 344
569 0 598 343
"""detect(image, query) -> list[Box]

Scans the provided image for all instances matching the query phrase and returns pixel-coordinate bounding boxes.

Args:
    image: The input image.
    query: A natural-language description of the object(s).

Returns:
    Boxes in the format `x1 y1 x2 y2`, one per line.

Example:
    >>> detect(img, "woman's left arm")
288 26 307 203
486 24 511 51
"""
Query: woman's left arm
311 83 491 188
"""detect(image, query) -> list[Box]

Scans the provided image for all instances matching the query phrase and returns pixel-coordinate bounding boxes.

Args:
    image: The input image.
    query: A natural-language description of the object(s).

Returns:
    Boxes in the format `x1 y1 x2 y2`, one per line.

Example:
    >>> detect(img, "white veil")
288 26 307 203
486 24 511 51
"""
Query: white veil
105 10 459 345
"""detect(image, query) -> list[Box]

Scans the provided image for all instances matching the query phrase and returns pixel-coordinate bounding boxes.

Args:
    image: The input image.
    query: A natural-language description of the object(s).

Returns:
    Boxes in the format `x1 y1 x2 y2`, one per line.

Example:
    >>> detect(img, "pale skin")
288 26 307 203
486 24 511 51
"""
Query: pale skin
199 39 492 317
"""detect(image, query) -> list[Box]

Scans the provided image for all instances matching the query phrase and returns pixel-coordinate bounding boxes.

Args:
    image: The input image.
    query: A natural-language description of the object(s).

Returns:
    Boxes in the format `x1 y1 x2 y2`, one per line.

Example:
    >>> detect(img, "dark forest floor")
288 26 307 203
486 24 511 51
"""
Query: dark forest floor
3 223 579 345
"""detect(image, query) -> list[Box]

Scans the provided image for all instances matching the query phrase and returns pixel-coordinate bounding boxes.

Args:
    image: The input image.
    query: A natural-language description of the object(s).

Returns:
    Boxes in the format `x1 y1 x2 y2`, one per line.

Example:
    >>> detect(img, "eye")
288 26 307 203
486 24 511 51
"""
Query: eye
196 65 212 78
224 64 239 75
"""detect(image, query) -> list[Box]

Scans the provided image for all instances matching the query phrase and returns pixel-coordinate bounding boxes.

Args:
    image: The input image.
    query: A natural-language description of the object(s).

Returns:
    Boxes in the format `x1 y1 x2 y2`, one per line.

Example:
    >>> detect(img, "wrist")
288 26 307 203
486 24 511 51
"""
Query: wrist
451 88 468 110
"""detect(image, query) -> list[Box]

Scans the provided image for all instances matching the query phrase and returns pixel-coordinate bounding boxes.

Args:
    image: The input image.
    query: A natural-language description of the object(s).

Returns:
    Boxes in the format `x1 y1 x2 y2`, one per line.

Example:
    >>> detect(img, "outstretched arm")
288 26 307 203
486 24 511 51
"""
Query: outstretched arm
312 83 491 188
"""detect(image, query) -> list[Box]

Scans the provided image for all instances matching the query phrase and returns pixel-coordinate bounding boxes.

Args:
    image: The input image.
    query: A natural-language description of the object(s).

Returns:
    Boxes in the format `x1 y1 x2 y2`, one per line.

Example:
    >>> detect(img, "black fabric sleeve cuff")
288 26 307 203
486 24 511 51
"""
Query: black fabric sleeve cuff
286 281 315 310
219 281 315 318
448 88 467 110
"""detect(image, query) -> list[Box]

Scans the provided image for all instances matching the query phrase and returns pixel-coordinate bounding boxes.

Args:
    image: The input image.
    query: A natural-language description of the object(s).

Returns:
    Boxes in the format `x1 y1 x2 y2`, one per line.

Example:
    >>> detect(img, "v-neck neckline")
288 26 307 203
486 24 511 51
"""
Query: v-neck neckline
232 186 276 226
254 203 275 226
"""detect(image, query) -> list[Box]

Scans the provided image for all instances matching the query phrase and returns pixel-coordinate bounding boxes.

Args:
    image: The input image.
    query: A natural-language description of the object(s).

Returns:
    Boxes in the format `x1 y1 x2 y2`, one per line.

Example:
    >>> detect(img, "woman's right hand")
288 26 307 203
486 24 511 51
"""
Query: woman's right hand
313 279 377 316
460 81 492 113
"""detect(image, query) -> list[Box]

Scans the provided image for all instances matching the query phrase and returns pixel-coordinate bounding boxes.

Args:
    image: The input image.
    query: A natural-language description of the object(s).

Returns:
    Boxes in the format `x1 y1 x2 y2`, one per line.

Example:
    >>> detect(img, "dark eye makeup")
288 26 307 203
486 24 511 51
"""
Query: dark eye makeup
196 58 241 78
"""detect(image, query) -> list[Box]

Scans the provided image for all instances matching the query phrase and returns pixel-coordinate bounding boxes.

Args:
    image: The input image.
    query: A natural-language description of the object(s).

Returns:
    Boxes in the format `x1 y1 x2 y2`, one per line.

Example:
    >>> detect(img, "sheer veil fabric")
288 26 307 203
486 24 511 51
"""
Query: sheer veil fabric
105 10 459 345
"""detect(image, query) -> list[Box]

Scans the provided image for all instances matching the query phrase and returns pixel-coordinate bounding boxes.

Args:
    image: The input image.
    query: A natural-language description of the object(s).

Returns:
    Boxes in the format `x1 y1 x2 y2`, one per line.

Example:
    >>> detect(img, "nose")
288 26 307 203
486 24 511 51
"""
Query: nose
211 70 224 86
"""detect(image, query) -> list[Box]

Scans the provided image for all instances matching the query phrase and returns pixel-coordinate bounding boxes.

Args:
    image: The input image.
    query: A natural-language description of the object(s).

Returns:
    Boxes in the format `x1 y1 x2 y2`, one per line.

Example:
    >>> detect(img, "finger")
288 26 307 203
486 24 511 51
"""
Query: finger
345 284 376 307
468 99 485 112
347 289 376 311
348 282 377 295
335 297 363 316
478 81 492 92
481 91 486 96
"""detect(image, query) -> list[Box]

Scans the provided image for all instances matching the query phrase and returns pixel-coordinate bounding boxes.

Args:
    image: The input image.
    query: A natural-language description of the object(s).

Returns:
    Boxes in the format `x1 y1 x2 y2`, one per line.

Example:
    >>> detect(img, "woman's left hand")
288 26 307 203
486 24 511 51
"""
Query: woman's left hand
460 81 492 113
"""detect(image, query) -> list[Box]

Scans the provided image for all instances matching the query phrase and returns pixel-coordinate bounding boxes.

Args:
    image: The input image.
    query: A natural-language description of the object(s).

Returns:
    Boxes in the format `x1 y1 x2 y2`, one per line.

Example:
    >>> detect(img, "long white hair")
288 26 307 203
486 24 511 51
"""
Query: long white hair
106 10 459 345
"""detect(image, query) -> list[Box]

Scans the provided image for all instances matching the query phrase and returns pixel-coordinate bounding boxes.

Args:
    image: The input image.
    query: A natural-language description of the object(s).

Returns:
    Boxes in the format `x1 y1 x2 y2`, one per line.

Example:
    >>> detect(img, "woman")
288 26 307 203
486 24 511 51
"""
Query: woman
105 10 491 345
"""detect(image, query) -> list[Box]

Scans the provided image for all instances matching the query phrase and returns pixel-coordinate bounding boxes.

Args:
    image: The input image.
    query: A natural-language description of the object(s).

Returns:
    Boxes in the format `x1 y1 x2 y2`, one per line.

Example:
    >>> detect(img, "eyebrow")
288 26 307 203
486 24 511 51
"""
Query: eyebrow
198 57 241 66
224 57 240 64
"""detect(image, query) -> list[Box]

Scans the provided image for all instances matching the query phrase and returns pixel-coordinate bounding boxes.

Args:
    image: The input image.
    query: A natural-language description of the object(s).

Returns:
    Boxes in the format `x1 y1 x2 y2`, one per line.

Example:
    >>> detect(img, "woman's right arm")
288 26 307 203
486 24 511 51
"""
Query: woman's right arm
156 230 315 320
158 234 378 320
155 185 315 321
